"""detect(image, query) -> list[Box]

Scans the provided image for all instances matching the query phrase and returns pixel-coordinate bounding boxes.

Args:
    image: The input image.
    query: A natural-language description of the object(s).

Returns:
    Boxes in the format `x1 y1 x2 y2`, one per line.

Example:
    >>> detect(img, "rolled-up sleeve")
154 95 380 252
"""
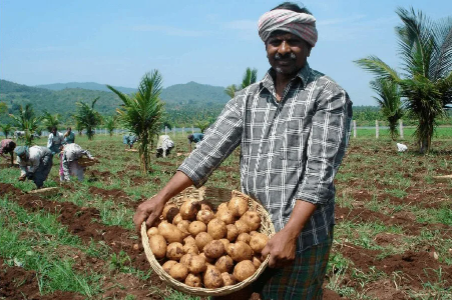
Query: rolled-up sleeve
296 83 352 205
178 96 244 187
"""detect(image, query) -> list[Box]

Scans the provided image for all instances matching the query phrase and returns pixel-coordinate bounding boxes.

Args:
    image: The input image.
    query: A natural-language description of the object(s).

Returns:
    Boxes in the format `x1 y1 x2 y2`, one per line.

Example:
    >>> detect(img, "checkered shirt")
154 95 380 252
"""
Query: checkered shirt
178 64 353 252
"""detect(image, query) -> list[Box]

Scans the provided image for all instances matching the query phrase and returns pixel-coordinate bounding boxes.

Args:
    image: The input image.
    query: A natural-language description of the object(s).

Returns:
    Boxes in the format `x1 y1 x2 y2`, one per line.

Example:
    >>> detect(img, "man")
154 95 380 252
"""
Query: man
187 133 204 152
134 2 352 299
47 126 64 154
15 145 53 189
0 139 16 166
156 135 175 158
63 127 75 144
123 133 138 150
59 143 95 181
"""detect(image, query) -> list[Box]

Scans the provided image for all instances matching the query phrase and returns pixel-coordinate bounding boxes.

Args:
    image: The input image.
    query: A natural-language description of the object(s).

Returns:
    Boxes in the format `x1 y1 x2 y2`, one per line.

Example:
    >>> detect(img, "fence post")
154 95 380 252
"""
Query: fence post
182 127 185 137
173 127 176 137
353 120 357 138
165 126 168 135
191 126 194 134
375 120 379 139
399 119 404 139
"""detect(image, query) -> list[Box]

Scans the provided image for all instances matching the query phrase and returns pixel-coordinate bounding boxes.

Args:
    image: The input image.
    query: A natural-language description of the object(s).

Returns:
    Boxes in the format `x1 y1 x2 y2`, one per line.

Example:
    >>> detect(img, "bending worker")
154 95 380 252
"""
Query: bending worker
59 143 96 182
156 135 175 158
123 133 138 150
187 133 204 152
134 2 352 299
0 139 17 166
15 145 53 189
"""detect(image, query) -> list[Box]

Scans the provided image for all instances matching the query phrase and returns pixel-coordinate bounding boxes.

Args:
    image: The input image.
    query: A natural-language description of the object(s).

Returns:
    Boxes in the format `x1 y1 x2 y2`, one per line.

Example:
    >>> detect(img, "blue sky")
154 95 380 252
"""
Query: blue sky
1 0 451 106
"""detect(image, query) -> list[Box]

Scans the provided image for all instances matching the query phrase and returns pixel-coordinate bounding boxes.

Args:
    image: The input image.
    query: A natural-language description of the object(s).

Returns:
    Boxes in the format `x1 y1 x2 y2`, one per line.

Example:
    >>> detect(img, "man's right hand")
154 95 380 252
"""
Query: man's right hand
133 196 166 233
18 175 26 181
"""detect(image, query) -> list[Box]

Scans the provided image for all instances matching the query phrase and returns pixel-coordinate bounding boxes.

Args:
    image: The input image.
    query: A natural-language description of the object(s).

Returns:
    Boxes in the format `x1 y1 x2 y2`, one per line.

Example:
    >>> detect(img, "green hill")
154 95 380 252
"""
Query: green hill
36 82 137 94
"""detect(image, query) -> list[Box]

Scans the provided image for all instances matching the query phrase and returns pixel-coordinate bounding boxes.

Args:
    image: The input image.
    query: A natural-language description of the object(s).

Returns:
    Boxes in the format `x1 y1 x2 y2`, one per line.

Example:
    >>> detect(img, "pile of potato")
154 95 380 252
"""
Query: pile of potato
147 196 270 288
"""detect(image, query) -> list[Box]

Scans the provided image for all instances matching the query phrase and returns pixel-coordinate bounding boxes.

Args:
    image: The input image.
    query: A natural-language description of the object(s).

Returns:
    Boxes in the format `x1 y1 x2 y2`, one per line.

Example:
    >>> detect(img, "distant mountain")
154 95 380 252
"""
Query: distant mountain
36 82 137 94
0 79 230 126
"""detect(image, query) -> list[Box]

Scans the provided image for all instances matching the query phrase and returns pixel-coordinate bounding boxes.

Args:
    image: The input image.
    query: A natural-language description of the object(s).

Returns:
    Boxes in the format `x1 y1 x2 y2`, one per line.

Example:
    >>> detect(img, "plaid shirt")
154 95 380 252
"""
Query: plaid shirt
179 64 353 251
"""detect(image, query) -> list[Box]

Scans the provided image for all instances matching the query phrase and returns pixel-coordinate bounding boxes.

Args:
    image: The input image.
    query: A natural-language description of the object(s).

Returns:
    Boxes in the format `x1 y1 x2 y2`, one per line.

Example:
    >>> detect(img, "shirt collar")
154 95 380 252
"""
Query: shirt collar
261 63 312 91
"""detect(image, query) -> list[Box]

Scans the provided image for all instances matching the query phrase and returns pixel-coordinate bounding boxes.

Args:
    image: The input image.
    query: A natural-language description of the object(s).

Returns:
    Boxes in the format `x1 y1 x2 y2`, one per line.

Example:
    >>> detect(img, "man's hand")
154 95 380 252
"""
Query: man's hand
18 175 26 181
133 196 166 232
261 228 297 268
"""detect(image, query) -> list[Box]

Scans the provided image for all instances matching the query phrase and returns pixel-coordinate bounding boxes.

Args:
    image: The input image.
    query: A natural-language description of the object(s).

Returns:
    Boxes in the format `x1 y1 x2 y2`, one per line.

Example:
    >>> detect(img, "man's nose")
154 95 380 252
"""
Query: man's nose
277 41 290 55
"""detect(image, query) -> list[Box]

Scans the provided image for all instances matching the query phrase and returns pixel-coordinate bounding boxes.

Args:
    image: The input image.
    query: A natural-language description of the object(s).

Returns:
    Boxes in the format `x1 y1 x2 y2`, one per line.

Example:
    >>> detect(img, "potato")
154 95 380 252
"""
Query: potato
204 240 225 259
199 252 215 264
148 234 167 259
221 272 237 286
165 207 179 224
197 209 215 224
166 242 184 261
249 232 269 253
180 200 201 221
183 242 199 255
219 238 230 249
252 256 262 269
176 220 190 238
226 224 239 242
249 231 258 237
185 254 207 274
172 213 183 225
228 196 248 217
169 263 189 282
236 233 251 244
200 201 214 211
162 260 178 273
195 232 213 251
233 260 256 282
203 265 224 288
207 219 227 240
216 209 236 225
215 255 234 273
162 204 177 219
179 253 194 267
158 221 184 243
235 220 251 234
184 236 196 245
240 211 261 231
188 221 207 237
185 273 202 287
226 241 253 262
146 227 159 237
217 202 229 212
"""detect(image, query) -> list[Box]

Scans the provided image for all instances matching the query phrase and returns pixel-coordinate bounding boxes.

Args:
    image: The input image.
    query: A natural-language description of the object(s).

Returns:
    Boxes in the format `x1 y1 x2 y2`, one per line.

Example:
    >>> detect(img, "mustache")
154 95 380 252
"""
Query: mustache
274 52 296 60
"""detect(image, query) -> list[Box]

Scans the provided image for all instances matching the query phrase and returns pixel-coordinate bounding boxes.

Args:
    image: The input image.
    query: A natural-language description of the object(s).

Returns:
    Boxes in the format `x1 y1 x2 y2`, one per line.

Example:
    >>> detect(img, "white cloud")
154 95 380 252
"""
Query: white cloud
130 25 209 37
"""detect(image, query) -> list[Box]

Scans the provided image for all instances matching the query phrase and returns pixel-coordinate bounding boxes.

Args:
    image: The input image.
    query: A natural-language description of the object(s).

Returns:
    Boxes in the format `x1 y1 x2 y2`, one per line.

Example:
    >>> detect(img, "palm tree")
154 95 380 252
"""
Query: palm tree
9 104 43 146
104 116 117 137
75 120 84 136
225 68 258 98
0 123 12 138
107 70 165 173
194 120 211 133
370 78 404 140
42 111 60 132
355 7 452 153
73 97 102 140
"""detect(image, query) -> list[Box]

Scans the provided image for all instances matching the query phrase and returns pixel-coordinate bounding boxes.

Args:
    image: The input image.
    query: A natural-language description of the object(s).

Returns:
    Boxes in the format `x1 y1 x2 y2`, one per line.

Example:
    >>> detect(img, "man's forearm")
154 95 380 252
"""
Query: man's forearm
282 200 316 239
155 171 194 202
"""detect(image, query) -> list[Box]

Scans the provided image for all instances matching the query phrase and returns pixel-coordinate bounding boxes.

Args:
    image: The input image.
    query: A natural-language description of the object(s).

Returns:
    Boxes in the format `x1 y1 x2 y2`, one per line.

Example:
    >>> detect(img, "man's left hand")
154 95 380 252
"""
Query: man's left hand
261 229 297 268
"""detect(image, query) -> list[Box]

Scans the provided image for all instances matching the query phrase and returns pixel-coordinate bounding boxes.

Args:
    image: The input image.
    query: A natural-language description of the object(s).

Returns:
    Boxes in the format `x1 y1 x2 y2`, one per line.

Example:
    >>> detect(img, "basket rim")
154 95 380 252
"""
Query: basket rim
141 189 276 296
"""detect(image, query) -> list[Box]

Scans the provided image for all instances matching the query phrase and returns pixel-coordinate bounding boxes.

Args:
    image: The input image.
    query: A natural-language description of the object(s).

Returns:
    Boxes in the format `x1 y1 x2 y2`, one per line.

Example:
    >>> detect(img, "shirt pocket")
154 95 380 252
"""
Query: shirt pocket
279 119 306 161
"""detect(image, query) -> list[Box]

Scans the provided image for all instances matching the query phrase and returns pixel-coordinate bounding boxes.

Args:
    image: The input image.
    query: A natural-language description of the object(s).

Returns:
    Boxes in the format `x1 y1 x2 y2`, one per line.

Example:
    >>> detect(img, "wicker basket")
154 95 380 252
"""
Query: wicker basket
77 157 98 167
141 188 276 296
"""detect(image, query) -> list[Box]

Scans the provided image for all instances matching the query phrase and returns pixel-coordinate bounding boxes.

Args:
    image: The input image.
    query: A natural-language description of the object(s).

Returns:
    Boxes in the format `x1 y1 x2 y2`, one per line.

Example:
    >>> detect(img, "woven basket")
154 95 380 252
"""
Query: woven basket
141 188 276 296
77 157 98 167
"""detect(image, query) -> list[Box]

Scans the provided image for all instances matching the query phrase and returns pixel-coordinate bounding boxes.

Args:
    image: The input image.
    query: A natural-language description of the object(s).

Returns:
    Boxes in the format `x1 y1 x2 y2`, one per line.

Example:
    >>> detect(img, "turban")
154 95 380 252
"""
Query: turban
258 9 318 47
14 146 29 157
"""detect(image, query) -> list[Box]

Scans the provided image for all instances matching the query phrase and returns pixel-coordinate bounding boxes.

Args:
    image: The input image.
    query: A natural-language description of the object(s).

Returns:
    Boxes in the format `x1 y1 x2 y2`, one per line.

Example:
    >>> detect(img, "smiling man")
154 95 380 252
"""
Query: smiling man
134 2 352 299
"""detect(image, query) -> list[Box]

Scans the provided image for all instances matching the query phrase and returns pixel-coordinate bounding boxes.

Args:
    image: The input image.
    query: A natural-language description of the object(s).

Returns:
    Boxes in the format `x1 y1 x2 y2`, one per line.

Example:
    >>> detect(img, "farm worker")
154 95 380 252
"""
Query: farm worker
123 133 138 150
0 139 16 166
47 126 64 154
156 135 175 158
59 143 96 181
187 133 204 152
134 2 352 299
15 145 53 189
63 127 75 144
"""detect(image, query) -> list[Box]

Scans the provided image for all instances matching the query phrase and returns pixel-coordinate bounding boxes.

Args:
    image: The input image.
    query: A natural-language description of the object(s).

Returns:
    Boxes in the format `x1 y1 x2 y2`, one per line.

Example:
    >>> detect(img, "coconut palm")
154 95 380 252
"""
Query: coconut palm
75 120 84 136
107 70 165 173
0 123 12 138
73 97 102 140
355 7 452 153
225 67 258 98
104 116 117 137
370 78 404 140
9 104 43 146
224 84 238 99
42 111 60 132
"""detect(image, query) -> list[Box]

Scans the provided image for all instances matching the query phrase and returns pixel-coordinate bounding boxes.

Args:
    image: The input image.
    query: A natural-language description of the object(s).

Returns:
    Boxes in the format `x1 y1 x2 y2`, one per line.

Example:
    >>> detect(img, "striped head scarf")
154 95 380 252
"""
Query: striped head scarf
14 146 29 158
258 9 318 47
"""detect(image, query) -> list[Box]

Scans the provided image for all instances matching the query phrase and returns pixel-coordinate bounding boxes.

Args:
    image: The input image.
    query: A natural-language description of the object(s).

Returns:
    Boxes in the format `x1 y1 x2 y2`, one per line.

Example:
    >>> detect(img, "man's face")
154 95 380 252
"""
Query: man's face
266 32 311 77
19 154 27 161
52 129 57 135
67 128 71 133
